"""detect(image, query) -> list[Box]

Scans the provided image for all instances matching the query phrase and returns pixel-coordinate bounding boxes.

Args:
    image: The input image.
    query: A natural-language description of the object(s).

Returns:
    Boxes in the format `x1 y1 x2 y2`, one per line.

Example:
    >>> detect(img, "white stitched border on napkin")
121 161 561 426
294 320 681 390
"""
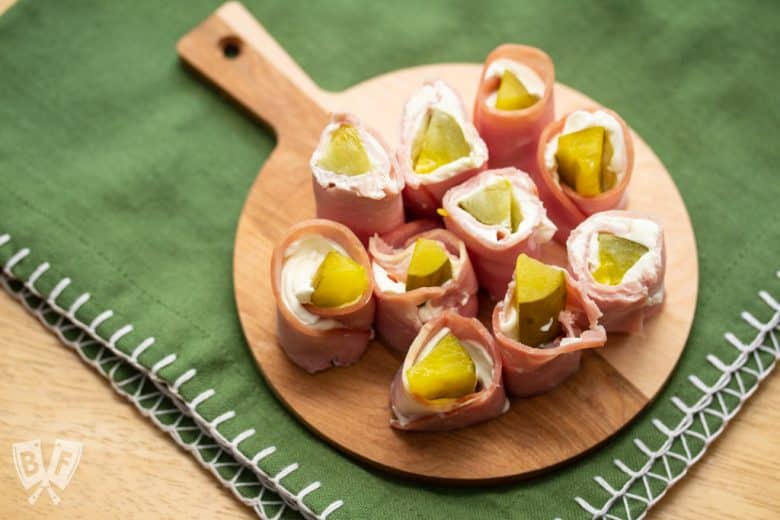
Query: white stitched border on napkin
574 272 780 520
0 233 344 520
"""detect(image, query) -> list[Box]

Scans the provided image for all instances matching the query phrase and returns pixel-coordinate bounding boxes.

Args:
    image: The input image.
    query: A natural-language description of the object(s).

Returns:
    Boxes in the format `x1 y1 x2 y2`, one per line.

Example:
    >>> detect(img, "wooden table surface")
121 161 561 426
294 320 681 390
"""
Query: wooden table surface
1 1 778 518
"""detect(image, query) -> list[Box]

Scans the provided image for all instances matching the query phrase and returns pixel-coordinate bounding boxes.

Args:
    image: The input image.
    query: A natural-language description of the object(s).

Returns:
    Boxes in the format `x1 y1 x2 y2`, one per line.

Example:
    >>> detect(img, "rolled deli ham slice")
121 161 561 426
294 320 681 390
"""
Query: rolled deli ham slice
567 210 666 334
390 311 508 431
441 168 556 299
271 219 375 373
492 265 606 397
474 44 555 177
310 113 405 243
369 221 479 353
397 80 488 217
536 108 635 242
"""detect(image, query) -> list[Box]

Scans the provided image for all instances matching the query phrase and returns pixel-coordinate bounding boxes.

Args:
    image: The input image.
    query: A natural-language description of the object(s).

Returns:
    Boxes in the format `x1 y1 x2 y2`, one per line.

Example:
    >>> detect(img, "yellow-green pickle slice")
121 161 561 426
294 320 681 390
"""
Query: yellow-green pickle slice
600 134 616 192
495 70 538 110
510 192 524 232
592 233 649 286
317 125 372 176
555 126 617 197
458 179 523 232
413 109 471 174
310 251 369 308
406 333 477 400
513 254 567 347
405 238 453 291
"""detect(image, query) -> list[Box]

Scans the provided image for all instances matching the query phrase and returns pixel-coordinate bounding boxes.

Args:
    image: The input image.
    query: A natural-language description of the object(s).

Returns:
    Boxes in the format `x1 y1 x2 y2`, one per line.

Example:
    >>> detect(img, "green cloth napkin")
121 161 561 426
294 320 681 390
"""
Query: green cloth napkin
2 1 779 518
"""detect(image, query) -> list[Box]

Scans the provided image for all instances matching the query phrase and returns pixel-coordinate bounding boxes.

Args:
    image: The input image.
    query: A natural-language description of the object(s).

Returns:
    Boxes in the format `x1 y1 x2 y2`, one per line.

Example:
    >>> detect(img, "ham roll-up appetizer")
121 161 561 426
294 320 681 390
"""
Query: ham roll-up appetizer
369 220 479 353
271 219 375 373
474 44 555 176
567 211 665 334
390 311 508 431
398 80 488 217
441 168 556 299
310 113 404 243
492 254 606 397
536 108 635 242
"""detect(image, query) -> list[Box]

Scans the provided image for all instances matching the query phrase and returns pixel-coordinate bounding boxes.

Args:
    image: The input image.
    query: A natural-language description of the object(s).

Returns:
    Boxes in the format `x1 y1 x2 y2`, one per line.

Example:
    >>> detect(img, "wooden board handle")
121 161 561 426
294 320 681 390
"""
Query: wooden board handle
176 2 329 143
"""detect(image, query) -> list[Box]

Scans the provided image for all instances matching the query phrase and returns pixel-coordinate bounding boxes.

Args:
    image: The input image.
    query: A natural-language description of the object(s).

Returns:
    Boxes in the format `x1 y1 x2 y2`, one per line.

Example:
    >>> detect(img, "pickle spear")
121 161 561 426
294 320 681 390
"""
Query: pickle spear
555 126 605 197
592 233 649 286
458 179 513 229
405 238 453 291
514 254 567 347
310 251 369 308
510 191 524 231
317 125 372 176
413 109 471 174
406 333 477 400
495 70 538 110
601 134 616 192
458 179 523 232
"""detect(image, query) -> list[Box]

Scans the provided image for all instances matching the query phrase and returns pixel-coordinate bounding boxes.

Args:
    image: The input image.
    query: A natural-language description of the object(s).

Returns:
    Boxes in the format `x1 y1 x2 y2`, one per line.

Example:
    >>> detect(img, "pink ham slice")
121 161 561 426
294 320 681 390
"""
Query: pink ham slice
397 80 488 218
535 108 635 243
271 219 375 373
473 44 555 178
492 269 606 397
442 168 556 299
390 311 508 431
567 210 666 334
310 113 405 244
369 220 479 353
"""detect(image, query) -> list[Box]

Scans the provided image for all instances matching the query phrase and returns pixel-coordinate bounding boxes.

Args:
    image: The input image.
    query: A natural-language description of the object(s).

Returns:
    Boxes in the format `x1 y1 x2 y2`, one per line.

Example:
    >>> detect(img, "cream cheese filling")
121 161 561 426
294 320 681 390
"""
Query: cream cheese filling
310 121 399 199
544 110 627 185
403 80 488 184
483 58 546 108
581 215 661 285
452 172 556 244
281 235 346 330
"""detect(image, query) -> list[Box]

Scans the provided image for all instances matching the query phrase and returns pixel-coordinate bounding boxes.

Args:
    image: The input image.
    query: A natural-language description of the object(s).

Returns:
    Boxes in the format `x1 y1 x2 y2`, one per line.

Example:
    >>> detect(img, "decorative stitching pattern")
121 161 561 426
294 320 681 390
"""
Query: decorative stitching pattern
575 272 780 519
0 235 344 520
0 275 296 520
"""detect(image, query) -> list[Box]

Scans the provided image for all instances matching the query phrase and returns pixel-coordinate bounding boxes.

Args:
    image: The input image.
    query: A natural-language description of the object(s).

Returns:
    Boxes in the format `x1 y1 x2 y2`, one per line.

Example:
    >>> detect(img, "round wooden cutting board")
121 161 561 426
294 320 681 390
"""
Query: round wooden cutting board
178 2 698 484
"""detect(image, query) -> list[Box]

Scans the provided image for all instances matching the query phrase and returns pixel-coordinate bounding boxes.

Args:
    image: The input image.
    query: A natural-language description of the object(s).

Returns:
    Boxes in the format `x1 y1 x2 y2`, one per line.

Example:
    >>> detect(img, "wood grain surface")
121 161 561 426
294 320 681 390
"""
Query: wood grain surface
179 3 696 482
1 0 778 517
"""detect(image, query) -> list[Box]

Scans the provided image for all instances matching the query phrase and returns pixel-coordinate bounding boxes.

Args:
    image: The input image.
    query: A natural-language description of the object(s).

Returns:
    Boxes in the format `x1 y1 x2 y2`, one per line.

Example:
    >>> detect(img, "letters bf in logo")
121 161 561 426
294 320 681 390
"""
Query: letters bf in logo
12 439 82 505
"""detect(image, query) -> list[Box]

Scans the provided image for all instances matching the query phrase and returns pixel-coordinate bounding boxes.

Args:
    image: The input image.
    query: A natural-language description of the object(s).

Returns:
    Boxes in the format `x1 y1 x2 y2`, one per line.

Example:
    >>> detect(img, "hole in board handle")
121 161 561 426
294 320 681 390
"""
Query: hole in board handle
220 36 242 59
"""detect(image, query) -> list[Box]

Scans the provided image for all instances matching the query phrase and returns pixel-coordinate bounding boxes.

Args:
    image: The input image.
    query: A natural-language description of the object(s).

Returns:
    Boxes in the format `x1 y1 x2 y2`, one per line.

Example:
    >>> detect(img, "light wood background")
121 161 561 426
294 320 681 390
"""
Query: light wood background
1 0 779 517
